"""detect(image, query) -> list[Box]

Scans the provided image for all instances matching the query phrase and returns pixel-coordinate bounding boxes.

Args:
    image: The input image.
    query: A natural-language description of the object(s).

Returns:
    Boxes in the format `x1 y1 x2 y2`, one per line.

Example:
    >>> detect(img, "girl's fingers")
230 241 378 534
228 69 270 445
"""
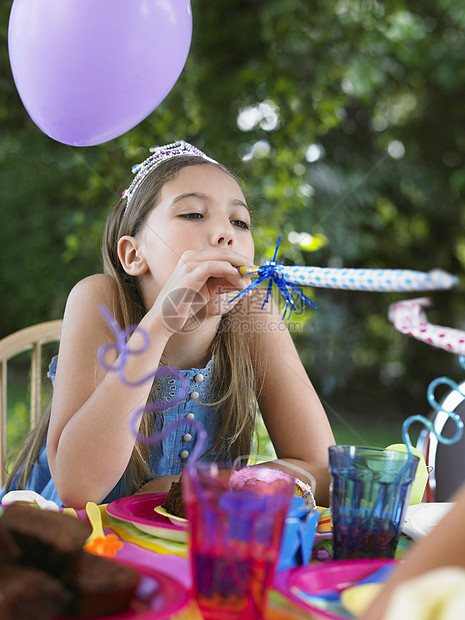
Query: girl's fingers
180 249 254 270
184 260 247 289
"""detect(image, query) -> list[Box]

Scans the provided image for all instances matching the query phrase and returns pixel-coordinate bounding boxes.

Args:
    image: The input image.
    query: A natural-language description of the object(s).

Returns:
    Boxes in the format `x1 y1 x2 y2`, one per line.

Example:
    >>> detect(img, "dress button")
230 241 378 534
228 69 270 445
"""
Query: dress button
185 412 195 420
182 433 192 442
190 391 199 400
194 373 204 383
179 450 189 459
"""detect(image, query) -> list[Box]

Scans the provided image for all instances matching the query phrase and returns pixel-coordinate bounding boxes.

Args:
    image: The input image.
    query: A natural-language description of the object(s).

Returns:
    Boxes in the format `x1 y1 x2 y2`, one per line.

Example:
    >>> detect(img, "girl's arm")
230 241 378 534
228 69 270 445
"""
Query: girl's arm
248 292 335 506
47 274 170 508
359 482 465 619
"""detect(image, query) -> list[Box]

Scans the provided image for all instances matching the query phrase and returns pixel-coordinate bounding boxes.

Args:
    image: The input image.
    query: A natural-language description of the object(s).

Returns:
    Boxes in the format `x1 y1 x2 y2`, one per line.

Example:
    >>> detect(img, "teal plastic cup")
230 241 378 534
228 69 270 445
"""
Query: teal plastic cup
329 445 419 560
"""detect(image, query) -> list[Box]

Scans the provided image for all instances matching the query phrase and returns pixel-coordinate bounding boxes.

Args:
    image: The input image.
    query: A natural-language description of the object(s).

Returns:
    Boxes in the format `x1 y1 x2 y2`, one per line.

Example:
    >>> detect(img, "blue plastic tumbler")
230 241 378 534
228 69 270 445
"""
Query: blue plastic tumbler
329 445 419 560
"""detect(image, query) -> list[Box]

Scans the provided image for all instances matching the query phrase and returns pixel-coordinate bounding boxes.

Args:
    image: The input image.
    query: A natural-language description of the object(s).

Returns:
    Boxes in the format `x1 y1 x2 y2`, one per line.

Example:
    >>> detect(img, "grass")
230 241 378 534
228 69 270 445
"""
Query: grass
5 362 54 473
253 415 408 464
332 423 407 449
6 383 32 447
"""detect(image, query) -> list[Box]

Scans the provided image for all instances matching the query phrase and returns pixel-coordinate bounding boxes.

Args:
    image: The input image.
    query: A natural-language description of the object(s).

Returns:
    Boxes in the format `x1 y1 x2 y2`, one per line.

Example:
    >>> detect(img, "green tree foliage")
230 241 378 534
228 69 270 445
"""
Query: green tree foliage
1 0 464 424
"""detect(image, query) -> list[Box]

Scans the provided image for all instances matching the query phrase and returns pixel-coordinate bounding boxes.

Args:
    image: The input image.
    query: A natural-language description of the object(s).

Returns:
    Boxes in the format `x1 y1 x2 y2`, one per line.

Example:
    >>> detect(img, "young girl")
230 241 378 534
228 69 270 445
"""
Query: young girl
4 140 334 509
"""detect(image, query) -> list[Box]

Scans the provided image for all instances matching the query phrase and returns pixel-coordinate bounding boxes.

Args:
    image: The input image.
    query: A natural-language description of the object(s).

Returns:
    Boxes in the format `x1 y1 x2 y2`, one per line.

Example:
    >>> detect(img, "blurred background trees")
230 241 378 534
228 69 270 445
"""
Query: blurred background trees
1 0 464 445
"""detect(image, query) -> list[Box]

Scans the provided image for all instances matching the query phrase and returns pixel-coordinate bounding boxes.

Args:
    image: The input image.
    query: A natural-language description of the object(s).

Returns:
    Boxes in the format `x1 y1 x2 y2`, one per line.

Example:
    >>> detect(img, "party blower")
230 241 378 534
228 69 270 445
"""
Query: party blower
236 237 458 318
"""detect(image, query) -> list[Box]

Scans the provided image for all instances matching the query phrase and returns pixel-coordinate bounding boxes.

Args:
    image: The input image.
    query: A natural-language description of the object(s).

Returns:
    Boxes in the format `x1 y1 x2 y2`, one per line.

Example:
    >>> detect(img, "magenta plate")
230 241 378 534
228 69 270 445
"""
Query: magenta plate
274 558 397 620
106 493 187 542
59 558 189 620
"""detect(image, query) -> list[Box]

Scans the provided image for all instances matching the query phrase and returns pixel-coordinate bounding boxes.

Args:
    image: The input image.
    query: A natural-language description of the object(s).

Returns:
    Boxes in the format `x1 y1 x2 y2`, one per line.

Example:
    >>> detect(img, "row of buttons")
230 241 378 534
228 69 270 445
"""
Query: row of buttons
180 373 204 460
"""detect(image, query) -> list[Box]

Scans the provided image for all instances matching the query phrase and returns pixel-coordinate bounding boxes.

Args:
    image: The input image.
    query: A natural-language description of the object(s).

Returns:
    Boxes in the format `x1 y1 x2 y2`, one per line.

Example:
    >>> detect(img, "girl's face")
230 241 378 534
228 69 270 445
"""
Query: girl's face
134 163 255 293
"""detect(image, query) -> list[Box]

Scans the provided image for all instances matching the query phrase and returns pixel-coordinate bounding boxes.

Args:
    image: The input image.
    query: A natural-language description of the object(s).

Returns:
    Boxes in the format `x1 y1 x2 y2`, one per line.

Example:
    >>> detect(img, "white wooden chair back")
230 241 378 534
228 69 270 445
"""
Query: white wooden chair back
0 320 62 487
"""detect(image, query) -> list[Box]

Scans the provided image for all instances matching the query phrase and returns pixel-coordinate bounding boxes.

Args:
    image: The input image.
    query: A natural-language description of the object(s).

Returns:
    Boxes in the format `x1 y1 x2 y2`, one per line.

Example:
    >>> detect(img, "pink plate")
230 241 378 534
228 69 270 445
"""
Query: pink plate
274 558 397 620
59 558 189 620
106 493 187 543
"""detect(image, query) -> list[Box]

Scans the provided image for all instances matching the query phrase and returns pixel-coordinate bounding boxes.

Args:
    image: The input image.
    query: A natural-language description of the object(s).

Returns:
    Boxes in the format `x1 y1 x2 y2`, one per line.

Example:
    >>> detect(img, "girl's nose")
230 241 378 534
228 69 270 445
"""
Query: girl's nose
211 221 234 246
216 233 233 246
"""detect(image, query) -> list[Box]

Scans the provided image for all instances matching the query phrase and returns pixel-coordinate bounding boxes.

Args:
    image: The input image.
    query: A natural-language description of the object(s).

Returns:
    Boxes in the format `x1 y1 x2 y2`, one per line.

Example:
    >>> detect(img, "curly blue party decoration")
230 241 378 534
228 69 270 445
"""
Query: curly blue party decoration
361 360 465 526
402 356 465 453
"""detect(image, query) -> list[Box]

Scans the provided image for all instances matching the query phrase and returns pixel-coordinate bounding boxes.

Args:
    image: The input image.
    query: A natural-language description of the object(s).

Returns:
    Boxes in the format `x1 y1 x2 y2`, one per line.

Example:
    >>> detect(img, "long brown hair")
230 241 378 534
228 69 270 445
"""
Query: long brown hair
7 156 259 497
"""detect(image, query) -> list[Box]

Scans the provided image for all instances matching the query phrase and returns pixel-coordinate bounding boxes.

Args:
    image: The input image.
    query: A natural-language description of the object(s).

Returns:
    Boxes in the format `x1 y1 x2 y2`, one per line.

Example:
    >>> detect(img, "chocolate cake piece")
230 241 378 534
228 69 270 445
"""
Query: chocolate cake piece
66 551 140 618
0 565 72 620
1 503 90 579
162 478 185 518
0 520 21 563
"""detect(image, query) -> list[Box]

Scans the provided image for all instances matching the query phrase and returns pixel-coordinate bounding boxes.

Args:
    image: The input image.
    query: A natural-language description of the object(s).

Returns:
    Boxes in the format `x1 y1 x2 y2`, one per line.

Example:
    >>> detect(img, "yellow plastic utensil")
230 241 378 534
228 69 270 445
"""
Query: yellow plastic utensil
341 583 383 616
85 501 105 545
63 507 77 518
84 502 123 557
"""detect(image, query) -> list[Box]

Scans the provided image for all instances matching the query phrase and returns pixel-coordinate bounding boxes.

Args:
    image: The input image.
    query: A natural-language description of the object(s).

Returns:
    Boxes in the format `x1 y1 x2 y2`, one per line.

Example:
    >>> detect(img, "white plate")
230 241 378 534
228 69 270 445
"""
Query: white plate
402 503 454 541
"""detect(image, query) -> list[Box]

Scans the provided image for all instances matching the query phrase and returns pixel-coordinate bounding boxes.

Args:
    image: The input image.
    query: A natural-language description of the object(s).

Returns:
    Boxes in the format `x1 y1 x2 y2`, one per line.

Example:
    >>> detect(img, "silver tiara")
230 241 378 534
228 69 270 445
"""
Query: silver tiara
122 140 218 213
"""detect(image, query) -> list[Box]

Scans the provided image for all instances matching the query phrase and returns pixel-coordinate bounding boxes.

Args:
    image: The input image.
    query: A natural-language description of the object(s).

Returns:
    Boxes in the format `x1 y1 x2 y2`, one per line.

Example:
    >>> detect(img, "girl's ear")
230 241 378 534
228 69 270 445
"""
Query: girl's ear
117 236 148 276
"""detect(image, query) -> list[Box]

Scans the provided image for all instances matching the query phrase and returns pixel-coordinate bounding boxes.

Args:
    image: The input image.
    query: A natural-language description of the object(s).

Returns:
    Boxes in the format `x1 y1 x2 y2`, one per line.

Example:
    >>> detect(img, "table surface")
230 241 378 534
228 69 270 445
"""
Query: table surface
98 502 411 620
99 503 315 619
0 498 411 619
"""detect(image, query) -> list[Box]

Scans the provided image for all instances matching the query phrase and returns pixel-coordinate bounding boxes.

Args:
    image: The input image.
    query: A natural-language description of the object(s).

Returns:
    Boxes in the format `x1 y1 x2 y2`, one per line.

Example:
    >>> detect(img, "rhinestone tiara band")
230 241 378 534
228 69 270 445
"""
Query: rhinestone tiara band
122 140 218 213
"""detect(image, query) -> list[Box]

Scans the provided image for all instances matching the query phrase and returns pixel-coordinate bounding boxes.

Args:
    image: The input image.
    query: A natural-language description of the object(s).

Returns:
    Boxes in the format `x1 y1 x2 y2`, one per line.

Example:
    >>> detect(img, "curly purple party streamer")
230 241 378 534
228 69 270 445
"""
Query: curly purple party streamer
97 304 186 389
97 304 206 464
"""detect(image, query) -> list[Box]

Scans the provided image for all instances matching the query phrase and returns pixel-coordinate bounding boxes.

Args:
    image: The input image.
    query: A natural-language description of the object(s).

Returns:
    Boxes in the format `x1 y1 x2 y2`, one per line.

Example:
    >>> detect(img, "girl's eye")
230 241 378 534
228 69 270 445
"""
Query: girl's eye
180 213 203 220
232 220 250 230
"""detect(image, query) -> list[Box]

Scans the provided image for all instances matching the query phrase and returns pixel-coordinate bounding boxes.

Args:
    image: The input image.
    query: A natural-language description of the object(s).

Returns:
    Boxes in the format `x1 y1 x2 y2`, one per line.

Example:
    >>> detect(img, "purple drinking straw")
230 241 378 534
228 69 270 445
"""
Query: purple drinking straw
97 304 182 388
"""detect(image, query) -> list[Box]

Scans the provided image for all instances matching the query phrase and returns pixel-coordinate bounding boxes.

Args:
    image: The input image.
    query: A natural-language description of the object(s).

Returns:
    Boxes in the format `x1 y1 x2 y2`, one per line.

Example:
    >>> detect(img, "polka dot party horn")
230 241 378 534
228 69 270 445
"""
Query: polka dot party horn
389 297 465 356
236 237 458 318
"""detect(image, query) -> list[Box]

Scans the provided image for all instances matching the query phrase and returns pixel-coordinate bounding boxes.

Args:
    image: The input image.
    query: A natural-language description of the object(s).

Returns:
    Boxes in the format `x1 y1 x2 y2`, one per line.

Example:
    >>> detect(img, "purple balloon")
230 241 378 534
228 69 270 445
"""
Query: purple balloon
8 0 192 146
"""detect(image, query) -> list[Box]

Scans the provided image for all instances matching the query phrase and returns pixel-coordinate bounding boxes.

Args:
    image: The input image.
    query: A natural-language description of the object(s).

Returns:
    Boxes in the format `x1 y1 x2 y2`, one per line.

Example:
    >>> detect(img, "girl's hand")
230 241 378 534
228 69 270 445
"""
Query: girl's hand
150 248 252 335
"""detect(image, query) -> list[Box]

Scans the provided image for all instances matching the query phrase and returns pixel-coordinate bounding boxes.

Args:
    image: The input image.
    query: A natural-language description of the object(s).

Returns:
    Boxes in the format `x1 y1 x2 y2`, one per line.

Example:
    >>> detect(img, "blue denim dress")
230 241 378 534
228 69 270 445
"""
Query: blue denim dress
1 357 228 507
